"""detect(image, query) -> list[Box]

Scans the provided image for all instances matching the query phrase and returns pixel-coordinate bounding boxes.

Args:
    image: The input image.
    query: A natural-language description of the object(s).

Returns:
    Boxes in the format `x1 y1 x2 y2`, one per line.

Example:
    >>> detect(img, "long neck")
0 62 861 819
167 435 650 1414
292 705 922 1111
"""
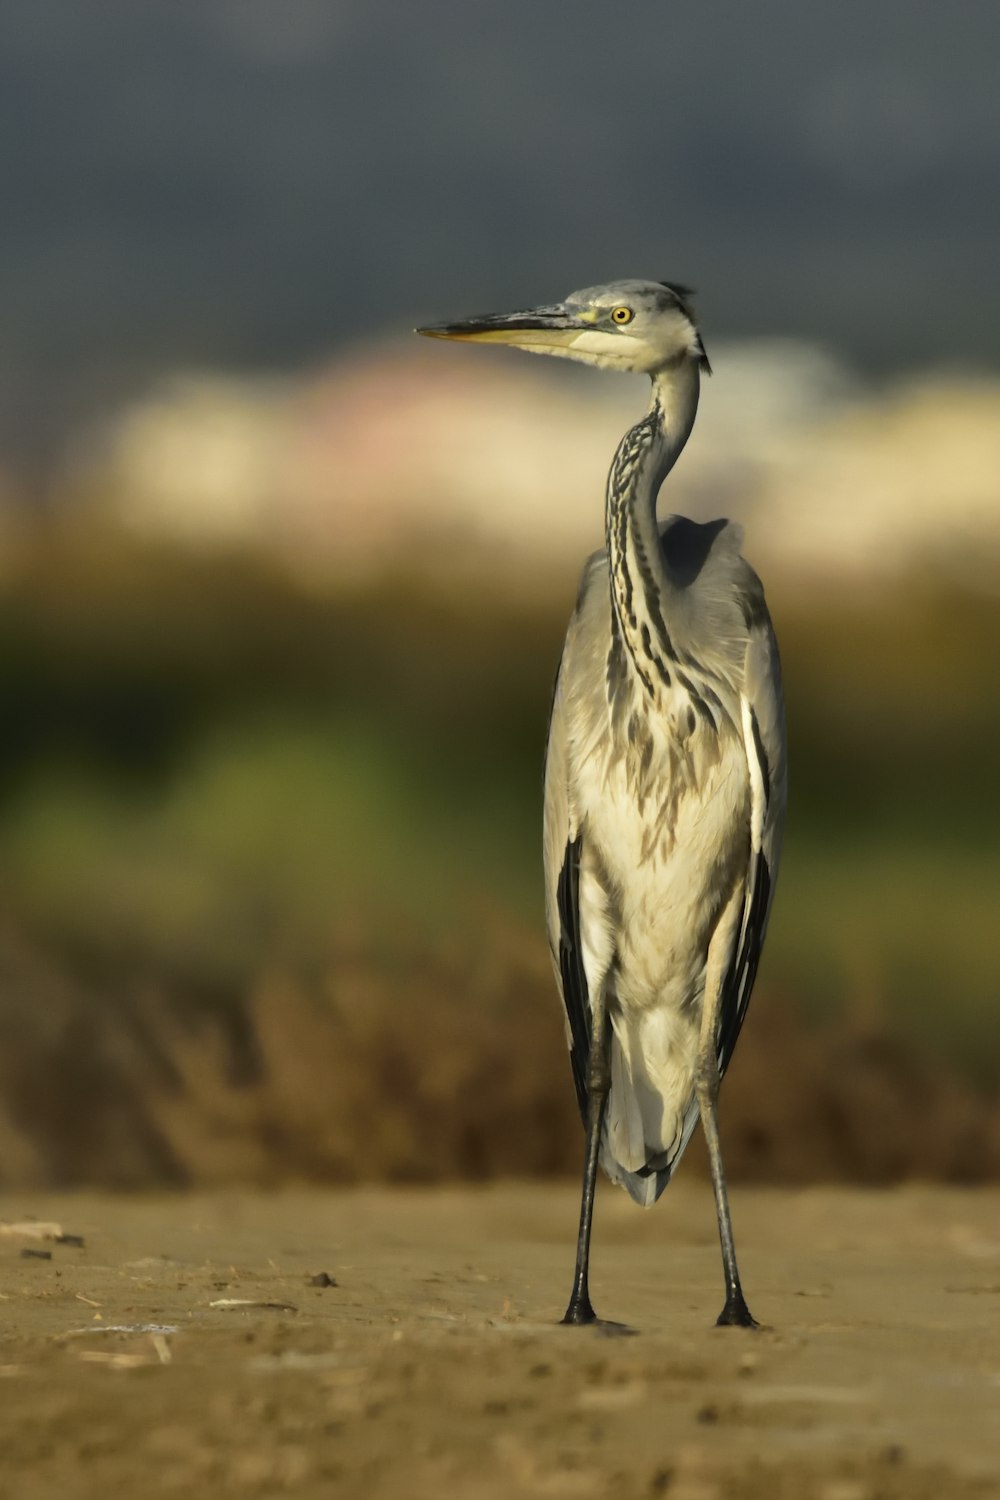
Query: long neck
605 358 700 698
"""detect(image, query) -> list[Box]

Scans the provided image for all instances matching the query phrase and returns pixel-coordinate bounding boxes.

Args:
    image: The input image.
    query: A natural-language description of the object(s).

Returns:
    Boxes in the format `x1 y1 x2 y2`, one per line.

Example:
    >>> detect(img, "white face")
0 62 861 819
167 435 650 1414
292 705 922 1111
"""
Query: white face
556 282 705 372
419 279 708 376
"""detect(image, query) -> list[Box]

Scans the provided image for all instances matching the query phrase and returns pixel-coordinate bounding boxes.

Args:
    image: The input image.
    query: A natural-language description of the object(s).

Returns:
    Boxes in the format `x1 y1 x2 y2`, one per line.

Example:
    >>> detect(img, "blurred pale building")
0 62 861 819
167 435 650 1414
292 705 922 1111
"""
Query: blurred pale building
72 343 1000 588
80 376 297 547
758 379 1000 582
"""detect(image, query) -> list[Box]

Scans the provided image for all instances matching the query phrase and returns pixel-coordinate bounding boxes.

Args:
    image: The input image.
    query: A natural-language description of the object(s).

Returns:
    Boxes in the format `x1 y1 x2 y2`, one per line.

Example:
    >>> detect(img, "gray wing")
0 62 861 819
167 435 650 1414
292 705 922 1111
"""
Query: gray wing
543 552 607 1122
717 612 787 1076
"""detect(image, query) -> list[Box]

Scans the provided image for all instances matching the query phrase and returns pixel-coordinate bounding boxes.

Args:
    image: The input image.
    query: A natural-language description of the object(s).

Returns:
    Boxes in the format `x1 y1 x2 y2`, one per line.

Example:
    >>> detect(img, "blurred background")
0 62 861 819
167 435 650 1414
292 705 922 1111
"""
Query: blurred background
0 0 998 1188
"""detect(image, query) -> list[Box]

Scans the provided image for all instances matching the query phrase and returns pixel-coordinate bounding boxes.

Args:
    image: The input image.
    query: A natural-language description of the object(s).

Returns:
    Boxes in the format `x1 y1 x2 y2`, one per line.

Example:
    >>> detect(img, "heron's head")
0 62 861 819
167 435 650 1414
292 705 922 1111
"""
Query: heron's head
417 279 709 377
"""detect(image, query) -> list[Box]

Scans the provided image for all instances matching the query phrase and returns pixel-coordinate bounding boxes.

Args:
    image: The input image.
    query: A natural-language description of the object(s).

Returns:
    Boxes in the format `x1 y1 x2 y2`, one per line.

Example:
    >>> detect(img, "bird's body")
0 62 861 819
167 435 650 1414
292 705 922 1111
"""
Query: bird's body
545 511 782 1206
419 278 786 1328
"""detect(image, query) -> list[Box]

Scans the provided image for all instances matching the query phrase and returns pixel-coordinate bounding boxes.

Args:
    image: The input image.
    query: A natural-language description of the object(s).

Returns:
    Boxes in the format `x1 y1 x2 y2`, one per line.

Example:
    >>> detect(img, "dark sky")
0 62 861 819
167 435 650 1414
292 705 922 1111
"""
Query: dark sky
1 0 997 459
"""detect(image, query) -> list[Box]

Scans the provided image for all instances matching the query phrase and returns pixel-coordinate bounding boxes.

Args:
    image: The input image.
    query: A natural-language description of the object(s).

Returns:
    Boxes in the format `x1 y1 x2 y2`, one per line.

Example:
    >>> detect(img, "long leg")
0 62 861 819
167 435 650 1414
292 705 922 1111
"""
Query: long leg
697 885 757 1328
561 998 610 1325
695 1044 756 1327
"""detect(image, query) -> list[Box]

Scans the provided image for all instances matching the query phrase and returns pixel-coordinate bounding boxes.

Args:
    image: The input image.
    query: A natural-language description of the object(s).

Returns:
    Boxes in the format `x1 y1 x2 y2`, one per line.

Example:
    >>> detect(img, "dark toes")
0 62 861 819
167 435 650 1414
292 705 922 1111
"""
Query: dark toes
716 1294 759 1329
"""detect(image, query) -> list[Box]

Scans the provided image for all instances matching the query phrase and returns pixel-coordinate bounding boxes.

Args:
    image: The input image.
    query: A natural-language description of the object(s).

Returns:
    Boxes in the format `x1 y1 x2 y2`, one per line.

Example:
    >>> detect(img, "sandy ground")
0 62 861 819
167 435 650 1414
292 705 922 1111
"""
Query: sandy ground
1 1184 999 1499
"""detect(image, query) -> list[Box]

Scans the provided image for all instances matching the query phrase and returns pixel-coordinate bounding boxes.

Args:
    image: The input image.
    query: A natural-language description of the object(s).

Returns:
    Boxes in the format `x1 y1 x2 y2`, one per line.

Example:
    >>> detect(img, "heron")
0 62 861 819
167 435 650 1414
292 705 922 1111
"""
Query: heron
417 280 786 1329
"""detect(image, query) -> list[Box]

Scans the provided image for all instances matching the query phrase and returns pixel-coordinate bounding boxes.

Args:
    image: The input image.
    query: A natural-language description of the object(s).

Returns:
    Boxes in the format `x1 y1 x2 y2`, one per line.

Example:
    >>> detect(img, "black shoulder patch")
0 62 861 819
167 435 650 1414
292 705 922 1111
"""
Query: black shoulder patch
556 834 591 1123
717 852 771 1079
660 516 729 589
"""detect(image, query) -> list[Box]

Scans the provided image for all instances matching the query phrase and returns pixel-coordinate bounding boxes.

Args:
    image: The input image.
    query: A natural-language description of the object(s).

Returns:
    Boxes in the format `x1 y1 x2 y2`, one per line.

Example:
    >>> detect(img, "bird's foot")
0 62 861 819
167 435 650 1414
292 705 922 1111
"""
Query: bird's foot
715 1290 759 1330
560 1296 635 1336
560 1291 597 1326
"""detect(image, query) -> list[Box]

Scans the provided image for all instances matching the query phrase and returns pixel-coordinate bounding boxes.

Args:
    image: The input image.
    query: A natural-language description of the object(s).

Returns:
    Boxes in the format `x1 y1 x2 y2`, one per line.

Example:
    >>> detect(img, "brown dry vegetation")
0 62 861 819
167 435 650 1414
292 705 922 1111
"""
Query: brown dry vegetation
1 915 998 1192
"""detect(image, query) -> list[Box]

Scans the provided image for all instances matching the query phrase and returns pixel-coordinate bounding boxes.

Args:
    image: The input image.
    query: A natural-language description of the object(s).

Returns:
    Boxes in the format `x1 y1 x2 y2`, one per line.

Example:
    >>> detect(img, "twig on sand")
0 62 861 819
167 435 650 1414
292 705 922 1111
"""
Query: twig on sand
150 1334 172 1365
76 1351 152 1370
209 1298 299 1313
0 1221 63 1241
0 1221 86 1247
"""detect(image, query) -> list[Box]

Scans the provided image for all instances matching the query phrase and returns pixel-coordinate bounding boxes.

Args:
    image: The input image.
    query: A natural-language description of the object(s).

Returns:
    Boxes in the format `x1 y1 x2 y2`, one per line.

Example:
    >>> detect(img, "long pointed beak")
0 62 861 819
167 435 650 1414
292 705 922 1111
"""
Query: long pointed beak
416 303 587 350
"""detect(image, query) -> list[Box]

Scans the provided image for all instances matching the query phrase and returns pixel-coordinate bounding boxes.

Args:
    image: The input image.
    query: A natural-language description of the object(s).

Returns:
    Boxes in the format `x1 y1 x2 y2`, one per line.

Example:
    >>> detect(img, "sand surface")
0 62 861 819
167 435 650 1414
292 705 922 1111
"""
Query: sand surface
1 1183 999 1498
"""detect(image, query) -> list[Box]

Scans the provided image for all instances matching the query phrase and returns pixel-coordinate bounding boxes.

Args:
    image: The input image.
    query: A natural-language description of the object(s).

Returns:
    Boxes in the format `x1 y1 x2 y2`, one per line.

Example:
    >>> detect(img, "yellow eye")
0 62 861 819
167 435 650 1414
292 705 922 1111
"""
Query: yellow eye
611 306 634 325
